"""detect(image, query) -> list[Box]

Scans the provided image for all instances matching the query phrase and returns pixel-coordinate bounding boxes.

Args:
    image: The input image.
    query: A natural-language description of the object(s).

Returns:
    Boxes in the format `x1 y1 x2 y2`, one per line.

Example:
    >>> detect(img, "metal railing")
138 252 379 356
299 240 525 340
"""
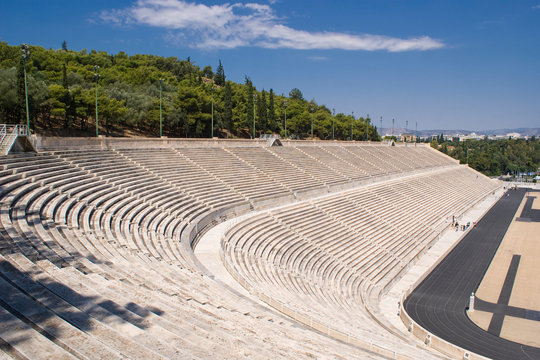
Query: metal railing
0 124 6 144
0 124 30 155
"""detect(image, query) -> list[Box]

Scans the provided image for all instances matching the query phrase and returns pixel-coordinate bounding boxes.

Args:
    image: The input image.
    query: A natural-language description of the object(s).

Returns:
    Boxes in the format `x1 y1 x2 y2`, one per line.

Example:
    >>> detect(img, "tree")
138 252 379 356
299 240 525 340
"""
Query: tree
16 58 26 123
0 68 19 123
245 76 254 138
62 40 68 51
268 89 277 132
289 88 303 101
201 65 214 80
257 90 267 134
49 84 69 125
61 63 68 88
215 60 225 86
223 81 233 135
100 95 127 136
0 42 389 140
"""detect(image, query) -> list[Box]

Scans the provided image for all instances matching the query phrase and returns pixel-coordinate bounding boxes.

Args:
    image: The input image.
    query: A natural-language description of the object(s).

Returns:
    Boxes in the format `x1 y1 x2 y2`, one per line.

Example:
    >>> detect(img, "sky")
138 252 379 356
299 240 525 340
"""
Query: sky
1 0 539 131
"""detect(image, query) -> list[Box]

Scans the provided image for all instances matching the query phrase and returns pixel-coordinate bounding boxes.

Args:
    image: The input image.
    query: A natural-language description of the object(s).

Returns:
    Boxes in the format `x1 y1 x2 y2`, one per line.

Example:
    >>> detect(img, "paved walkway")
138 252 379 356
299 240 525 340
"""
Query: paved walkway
194 215 256 300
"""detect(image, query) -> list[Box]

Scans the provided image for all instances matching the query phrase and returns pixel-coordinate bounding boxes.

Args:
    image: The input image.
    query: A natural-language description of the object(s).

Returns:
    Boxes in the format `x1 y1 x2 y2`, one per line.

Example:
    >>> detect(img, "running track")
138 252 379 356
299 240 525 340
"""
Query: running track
404 188 540 360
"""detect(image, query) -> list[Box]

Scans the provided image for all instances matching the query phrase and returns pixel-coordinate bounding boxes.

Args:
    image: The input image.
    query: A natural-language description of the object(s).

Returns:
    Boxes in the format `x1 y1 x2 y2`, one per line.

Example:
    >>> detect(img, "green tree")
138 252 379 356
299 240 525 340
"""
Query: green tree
201 65 214 80
215 60 225 86
257 90 267 134
100 95 127 136
223 81 233 136
16 58 26 124
268 89 277 132
245 76 254 138
289 88 303 101
0 68 19 123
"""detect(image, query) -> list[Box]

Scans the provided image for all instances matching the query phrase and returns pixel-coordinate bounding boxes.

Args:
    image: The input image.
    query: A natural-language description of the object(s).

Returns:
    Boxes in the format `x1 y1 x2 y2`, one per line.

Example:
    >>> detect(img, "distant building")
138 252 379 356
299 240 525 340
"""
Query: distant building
459 133 485 141
400 133 417 142
506 132 521 139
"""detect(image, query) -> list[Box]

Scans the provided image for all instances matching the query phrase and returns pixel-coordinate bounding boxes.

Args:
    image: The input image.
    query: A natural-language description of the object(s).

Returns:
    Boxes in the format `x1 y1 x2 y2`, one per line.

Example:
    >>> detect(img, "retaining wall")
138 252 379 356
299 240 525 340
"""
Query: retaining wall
34 135 434 151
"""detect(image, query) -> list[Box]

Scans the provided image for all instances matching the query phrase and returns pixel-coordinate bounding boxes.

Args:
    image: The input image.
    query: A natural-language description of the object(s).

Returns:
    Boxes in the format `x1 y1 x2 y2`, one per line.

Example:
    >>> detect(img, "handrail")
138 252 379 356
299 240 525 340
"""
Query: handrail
0 124 31 155
0 124 6 144
0 124 29 136
17 124 28 136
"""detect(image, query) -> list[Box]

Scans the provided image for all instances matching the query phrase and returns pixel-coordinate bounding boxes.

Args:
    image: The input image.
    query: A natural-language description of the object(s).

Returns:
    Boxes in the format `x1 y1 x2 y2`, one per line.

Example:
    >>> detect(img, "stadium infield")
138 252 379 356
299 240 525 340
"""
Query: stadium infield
404 188 540 360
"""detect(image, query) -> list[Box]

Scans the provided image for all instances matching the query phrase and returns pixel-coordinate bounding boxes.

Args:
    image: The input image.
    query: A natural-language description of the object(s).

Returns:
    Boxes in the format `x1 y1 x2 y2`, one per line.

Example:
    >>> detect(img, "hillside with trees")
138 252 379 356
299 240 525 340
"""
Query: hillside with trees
0 42 380 140
431 137 540 177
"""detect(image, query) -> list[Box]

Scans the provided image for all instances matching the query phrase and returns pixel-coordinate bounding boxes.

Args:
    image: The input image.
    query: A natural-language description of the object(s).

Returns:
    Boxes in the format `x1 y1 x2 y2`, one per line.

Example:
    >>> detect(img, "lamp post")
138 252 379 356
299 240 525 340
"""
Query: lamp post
380 116 383 139
253 93 257 139
405 120 409 146
211 86 214 138
284 100 288 139
159 79 164 138
21 44 30 132
332 108 335 140
94 65 100 137
392 118 395 139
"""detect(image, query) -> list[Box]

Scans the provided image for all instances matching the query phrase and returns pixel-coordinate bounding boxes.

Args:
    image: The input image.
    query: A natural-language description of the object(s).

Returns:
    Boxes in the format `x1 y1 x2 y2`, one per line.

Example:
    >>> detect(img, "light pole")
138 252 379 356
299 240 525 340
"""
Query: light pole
211 86 215 138
159 79 164 138
21 44 30 132
332 108 335 140
380 116 383 140
405 120 409 146
284 100 288 139
392 118 395 139
94 65 100 137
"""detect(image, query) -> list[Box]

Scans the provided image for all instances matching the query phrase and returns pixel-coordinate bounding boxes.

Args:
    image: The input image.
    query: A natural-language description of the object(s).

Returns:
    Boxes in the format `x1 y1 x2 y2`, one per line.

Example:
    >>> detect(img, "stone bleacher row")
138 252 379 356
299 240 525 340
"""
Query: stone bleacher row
0 143 475 359
222 166 500 358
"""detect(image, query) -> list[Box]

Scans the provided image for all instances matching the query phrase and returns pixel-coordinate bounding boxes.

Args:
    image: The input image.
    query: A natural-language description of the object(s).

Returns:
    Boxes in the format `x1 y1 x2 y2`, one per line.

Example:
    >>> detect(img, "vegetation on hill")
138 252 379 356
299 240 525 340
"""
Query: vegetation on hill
0 42 380 140
431 137 540 177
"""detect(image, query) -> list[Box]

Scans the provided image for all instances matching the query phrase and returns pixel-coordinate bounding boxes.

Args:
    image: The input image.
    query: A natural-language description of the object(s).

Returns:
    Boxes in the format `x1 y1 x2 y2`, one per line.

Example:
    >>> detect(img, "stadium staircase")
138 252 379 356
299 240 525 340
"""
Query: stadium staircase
0 125 29 155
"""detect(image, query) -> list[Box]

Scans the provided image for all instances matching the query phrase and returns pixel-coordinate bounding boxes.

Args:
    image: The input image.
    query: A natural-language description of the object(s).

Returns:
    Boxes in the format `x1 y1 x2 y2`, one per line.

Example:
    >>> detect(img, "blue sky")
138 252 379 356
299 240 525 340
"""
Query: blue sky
1 0 539 131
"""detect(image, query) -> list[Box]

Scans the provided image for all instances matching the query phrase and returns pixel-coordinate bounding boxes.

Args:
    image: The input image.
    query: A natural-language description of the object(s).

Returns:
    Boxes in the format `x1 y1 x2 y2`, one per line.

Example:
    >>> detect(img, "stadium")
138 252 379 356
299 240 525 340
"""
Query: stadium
1 132 538 360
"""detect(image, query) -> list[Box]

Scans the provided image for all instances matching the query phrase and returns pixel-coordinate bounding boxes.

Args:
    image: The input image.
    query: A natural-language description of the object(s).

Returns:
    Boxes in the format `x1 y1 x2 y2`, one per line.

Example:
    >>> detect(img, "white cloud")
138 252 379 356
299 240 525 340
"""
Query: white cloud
533 5 540 9
101 0 444 52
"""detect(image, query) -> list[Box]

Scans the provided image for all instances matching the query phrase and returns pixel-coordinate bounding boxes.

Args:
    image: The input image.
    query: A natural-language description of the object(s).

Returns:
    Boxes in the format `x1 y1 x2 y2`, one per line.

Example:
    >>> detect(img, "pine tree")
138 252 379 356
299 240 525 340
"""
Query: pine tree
215 60 225 86
268 89 276 132
62 40 68 51
62 63 68 89
16 58 26 124
224 82 233 136
257 90 267 134
245 76 254 137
